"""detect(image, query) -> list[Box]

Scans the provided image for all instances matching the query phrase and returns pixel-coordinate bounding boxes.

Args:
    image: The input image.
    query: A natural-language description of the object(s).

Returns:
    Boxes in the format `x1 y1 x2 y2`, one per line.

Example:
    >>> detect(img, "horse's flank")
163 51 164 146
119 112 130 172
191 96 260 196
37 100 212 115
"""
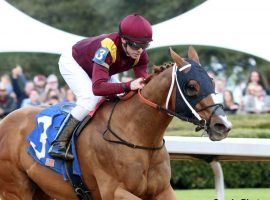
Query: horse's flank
0 107 76 199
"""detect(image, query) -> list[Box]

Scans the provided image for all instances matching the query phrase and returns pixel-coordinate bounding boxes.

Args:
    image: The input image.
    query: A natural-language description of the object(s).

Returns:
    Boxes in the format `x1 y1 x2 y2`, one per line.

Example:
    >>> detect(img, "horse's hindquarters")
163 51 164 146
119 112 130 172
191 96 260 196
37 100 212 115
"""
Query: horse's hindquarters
0 107 76 199
0 108 40 198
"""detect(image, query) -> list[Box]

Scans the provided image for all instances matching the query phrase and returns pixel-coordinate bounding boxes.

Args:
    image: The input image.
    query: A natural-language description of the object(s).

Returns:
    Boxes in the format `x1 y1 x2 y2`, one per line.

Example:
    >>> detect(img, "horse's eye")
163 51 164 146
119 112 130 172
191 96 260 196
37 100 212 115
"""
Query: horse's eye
185 80 200 96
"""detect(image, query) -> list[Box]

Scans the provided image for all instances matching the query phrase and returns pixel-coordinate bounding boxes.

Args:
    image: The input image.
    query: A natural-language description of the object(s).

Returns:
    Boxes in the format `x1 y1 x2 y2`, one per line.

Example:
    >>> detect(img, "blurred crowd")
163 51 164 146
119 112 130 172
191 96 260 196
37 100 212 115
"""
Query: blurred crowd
208 56 270 115
1 59 270 118
0 65 76 118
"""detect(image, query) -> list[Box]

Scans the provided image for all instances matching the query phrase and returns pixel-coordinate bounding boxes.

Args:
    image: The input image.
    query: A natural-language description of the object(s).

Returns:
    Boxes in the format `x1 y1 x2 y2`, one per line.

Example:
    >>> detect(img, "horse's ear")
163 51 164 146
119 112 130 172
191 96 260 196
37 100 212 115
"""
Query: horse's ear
169 47 186 67
188 46 200 65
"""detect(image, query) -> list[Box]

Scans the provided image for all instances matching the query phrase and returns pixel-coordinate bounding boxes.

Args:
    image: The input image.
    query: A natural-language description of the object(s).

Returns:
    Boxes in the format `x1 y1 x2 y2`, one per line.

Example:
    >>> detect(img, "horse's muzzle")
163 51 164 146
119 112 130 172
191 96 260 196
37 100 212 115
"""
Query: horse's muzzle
208 116 232 141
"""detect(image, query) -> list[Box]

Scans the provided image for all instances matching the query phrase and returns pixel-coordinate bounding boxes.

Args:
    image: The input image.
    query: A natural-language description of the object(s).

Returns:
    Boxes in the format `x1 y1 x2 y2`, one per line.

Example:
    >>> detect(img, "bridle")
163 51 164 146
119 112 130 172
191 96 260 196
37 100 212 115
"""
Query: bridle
138 63 223 132
103 63 223 150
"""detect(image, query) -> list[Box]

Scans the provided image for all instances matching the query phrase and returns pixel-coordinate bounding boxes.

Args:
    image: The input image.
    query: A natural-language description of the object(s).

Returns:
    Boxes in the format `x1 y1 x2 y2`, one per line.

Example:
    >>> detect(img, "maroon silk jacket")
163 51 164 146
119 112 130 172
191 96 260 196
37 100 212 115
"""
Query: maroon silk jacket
72 32 149 96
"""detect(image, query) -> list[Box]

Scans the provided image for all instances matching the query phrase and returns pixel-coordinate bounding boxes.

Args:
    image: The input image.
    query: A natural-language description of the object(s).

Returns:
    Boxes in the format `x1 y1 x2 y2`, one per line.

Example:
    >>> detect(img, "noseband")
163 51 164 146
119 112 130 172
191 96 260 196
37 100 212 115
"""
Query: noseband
195 103 223 132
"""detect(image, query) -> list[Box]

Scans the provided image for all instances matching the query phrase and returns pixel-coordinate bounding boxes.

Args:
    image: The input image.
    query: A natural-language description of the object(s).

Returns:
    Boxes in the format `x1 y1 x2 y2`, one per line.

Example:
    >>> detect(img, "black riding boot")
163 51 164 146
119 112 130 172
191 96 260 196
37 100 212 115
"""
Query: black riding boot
48 113 80 160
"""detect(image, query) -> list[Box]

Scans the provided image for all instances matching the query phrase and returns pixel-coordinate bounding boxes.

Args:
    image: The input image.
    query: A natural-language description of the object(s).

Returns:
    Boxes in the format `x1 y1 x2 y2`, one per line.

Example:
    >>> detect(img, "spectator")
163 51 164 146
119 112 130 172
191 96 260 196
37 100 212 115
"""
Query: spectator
223 90 239 114
44 88 61 105
243 70 270 95
243 84 270 113
1 74 13 95
11 65 34 108
42 74 60 102
213 78 226 104
226 66 245 106
33 74 46 96
63 88 76 103
46 74 59 90
20 89 42 108
0 83 16 117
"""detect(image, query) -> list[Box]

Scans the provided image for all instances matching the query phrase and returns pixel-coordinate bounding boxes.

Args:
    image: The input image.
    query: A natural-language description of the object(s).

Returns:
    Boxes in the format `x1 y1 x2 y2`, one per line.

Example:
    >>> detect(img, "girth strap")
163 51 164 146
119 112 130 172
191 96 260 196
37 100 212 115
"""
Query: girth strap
65 115 93 200
65 161 92 200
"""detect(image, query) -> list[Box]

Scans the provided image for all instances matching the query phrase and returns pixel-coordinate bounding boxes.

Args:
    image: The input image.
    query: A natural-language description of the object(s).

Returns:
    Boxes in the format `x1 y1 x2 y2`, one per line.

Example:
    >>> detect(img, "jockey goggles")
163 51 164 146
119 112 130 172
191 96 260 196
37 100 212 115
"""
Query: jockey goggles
126 40 150 50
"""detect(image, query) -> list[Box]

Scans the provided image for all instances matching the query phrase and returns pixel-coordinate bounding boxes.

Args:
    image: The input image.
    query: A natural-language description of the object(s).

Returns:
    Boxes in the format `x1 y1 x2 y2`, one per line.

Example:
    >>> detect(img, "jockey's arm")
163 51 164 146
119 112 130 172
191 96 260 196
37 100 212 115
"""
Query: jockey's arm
92 63 131 96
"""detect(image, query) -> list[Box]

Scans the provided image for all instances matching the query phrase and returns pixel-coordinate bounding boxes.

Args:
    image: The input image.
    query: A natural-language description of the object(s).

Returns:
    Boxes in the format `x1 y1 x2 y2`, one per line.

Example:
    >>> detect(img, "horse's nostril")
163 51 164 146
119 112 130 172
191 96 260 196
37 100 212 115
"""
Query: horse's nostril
214 123 230 133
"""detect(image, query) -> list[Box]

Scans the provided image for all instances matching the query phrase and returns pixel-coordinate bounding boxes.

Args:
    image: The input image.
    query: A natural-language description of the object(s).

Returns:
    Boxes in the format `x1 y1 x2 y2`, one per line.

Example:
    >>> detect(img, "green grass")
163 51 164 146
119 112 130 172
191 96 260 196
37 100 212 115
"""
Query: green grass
166 113 270 138
176 188 270 200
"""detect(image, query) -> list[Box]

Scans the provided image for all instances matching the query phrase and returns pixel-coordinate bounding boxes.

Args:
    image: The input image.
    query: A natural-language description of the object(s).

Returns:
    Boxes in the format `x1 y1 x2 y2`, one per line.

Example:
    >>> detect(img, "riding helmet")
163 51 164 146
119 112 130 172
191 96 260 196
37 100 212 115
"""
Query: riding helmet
119 14 152 43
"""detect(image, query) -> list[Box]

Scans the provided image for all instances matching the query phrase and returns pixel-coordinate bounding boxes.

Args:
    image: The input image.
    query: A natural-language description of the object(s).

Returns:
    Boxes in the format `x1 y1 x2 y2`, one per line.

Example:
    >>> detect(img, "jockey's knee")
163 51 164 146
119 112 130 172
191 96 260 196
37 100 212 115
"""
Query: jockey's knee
71 97 102 121
71 105 89 121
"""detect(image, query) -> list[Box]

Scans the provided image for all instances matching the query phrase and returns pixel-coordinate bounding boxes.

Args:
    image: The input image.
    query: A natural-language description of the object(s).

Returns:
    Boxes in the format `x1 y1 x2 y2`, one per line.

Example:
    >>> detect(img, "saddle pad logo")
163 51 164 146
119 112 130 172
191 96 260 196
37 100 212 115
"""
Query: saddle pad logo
45 158 55 167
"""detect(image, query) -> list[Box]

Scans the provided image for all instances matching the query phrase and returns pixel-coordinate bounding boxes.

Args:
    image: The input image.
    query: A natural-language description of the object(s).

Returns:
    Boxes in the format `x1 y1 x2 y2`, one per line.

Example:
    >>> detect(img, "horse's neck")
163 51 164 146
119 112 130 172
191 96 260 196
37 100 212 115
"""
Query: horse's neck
116 68 173 146
142 68 173 106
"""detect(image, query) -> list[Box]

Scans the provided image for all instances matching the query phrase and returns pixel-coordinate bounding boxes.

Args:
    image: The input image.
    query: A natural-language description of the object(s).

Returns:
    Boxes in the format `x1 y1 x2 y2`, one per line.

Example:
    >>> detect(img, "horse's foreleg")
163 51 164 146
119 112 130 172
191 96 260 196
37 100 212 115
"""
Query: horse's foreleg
153 185 177 200
114 186 142 200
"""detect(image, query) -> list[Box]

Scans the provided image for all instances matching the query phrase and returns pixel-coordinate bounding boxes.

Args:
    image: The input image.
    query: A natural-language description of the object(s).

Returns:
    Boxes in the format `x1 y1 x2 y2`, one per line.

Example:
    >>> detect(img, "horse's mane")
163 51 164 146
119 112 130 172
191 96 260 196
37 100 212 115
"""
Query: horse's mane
143 62 174 84
120 62 175 101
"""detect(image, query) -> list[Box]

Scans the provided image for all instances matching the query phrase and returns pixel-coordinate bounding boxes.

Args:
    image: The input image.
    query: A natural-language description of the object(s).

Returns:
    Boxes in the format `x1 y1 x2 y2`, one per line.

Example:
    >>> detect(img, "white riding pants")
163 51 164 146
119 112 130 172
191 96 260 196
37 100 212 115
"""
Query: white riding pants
59 48 119 121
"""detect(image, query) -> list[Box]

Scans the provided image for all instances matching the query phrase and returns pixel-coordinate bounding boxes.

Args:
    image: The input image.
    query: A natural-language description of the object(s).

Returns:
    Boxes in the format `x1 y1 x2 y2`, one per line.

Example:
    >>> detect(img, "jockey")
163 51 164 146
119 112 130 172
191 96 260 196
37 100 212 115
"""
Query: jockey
48 14 153 160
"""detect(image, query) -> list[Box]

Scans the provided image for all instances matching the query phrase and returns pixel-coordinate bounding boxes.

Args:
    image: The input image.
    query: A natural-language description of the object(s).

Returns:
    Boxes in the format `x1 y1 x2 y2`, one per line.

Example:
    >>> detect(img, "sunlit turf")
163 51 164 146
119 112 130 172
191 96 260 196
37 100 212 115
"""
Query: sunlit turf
175 188 270 200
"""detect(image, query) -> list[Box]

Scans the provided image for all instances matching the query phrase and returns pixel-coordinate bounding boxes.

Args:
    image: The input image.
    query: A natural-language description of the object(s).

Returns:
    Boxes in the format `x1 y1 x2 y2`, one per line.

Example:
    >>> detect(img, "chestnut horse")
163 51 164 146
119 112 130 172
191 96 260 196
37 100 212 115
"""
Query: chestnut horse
0 47 231 200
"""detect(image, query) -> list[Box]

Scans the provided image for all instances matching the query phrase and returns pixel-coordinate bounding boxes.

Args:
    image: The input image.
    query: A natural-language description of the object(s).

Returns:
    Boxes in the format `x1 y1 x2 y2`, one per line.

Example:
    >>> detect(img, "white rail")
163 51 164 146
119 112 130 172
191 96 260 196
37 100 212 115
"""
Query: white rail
165 136 270 200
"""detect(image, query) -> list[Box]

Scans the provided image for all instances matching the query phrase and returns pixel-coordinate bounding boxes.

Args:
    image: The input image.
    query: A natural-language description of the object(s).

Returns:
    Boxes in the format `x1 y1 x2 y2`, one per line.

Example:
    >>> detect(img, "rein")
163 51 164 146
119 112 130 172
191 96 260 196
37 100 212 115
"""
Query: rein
102 100 165 150
102 63 222 149
138 89 206 128
138 89 223 131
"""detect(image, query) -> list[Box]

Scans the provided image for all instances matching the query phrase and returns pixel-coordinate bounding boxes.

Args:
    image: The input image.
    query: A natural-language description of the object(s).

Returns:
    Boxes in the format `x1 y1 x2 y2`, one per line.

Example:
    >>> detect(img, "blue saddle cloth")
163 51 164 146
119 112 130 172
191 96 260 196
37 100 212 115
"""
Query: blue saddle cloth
27 102 82 180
